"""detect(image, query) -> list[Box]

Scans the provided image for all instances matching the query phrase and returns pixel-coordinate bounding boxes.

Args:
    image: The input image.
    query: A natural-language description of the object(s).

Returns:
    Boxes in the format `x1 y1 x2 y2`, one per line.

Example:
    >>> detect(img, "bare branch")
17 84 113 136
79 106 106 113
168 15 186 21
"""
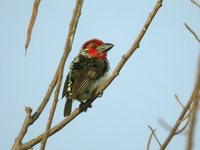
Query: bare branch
147 128 156 150
40 0 84 149
25 0 41 53
186 58 200 150
12 62 58 150
160 96 192 149
175 119 189 135
11 107 32 150
190 0 200 8
160 59 200 150
175 94 184 109
184 23 200 44
31 74 58 124
147 126 161 150
21 0 163 149
160 94 190 135
186 100 199 150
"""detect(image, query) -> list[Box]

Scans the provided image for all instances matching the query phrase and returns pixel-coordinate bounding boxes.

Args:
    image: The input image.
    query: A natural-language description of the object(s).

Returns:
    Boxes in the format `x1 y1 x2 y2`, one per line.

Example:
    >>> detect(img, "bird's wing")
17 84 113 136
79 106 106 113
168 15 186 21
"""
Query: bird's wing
62 74 69 98
71 58 107 98
62 56 82 99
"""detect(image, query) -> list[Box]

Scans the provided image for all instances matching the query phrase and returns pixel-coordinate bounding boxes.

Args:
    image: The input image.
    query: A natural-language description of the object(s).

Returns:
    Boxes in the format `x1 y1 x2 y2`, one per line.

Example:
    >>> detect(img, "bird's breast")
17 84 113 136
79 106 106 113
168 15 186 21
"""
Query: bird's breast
76 72 108 102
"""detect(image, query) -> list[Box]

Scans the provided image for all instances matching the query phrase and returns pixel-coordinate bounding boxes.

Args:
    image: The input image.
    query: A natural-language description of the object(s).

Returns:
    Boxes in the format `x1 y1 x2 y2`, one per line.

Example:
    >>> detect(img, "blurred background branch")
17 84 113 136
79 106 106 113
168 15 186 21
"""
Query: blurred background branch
184 23 200 44
190 0 200 8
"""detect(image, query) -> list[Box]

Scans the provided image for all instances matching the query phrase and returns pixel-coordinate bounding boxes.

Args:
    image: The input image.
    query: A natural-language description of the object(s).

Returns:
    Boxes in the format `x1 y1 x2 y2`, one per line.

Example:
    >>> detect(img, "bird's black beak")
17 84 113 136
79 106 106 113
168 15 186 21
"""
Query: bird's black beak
98 43 114 53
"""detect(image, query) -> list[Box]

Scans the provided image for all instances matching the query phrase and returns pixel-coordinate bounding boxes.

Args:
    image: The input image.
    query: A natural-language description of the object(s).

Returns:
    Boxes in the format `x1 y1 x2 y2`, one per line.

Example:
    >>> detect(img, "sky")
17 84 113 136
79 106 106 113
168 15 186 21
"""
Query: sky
0 0 200 150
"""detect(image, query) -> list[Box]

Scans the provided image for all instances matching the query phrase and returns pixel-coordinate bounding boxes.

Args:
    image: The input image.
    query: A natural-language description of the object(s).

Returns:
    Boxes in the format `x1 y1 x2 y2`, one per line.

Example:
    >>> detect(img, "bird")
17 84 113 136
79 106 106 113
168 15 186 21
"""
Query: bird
62 39 114 116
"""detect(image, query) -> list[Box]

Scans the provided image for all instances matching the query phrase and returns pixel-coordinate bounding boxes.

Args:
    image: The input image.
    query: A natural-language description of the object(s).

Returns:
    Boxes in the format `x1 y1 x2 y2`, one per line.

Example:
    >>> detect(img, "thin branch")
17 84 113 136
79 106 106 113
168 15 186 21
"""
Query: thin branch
25 0 41 53
186 58 200 150
159 94 190 135
147 126 161 150
186 99 199 150
147 128 156 150
40 74 61 150
21 0 163 149
190 0 200 8
158 117 189 136
160 60 200 150
184 23 200 44
31 74 58 124
175 119 189 135
175 94 184 109
40 0 83 149
160 96 193 149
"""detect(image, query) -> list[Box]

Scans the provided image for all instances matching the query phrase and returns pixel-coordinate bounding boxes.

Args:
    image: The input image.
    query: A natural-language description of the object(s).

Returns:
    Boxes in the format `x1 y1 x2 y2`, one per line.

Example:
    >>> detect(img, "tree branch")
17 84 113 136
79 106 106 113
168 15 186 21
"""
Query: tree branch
160 59 200 150
25 0 41 53
147 126 161 150
12 0 83 149
40 0 83 149
147 128 156 150
11 107 32 150
21 0 163 149
190 0 200 8
158 94 190 136
186 58 200 150
184 23 200 44
186 98 199 150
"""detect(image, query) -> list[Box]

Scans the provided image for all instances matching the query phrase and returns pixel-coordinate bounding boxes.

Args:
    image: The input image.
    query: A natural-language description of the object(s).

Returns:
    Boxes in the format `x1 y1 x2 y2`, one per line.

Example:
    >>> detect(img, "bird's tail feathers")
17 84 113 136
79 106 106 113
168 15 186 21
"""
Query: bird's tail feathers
63 99 72 117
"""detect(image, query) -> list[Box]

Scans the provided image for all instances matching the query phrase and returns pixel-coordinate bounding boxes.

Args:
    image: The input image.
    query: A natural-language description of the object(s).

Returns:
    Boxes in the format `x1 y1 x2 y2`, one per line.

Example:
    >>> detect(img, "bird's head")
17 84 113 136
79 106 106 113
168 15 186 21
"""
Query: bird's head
80 39 114 59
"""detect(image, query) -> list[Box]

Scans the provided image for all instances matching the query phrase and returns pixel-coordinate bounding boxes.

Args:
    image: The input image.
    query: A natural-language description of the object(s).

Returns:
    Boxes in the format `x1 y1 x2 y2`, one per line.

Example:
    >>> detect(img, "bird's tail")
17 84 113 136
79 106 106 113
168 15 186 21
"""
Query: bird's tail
63 99 72 117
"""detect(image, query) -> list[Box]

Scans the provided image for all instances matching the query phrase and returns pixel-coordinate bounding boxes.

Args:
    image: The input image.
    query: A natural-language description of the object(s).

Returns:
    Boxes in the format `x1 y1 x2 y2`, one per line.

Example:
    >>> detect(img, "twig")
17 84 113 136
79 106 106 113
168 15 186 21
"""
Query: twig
175 119 189 135
186 99 199 150
160 61 200 150
156 95 190 136
40 0 84 149
147 126 161 150
11 107 32 150
174 94 191 134
175 94 184 109
147 128 156 150
25 0 41 53
186 58 200 150
21 0 163 149
184 23 200 44
190 0 200 8
160 97 193 149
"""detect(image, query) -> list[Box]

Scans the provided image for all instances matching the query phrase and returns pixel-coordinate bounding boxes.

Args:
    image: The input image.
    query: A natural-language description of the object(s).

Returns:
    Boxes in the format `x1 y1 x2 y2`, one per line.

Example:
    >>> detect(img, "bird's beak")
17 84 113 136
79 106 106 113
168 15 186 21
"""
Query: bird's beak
98 43 114 52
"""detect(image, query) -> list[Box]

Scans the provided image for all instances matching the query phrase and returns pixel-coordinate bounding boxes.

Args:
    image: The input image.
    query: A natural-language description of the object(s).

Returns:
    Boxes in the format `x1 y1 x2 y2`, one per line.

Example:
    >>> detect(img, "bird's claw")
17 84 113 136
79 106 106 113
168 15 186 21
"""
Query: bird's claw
98 91 103 98
79 102 92 112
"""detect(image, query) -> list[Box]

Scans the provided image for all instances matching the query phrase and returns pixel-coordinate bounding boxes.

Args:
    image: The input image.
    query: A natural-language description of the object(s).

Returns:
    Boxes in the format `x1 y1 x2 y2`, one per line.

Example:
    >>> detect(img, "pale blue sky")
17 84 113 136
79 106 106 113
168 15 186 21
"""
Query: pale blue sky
0 0 200 150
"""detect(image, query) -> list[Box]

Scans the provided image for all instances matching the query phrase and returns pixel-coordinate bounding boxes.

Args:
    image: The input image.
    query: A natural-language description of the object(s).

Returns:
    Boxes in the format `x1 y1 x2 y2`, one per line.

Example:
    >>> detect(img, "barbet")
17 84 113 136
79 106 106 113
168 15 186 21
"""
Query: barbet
62 39 114 116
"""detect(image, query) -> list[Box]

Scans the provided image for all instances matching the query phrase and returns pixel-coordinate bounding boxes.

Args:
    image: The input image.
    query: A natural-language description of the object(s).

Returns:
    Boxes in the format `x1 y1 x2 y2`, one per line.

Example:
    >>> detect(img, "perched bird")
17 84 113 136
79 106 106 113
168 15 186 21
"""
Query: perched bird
62 39 114 116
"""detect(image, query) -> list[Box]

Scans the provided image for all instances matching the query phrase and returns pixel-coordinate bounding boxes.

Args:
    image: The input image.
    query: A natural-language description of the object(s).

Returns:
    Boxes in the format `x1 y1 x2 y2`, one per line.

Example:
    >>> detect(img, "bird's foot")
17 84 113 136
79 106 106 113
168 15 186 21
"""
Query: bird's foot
98 91 104 98
79 102 92 112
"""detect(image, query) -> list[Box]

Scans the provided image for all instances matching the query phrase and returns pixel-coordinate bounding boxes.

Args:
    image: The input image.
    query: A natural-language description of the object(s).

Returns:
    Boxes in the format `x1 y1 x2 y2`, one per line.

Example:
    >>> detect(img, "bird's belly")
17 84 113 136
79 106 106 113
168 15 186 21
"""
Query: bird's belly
76 72 108 102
